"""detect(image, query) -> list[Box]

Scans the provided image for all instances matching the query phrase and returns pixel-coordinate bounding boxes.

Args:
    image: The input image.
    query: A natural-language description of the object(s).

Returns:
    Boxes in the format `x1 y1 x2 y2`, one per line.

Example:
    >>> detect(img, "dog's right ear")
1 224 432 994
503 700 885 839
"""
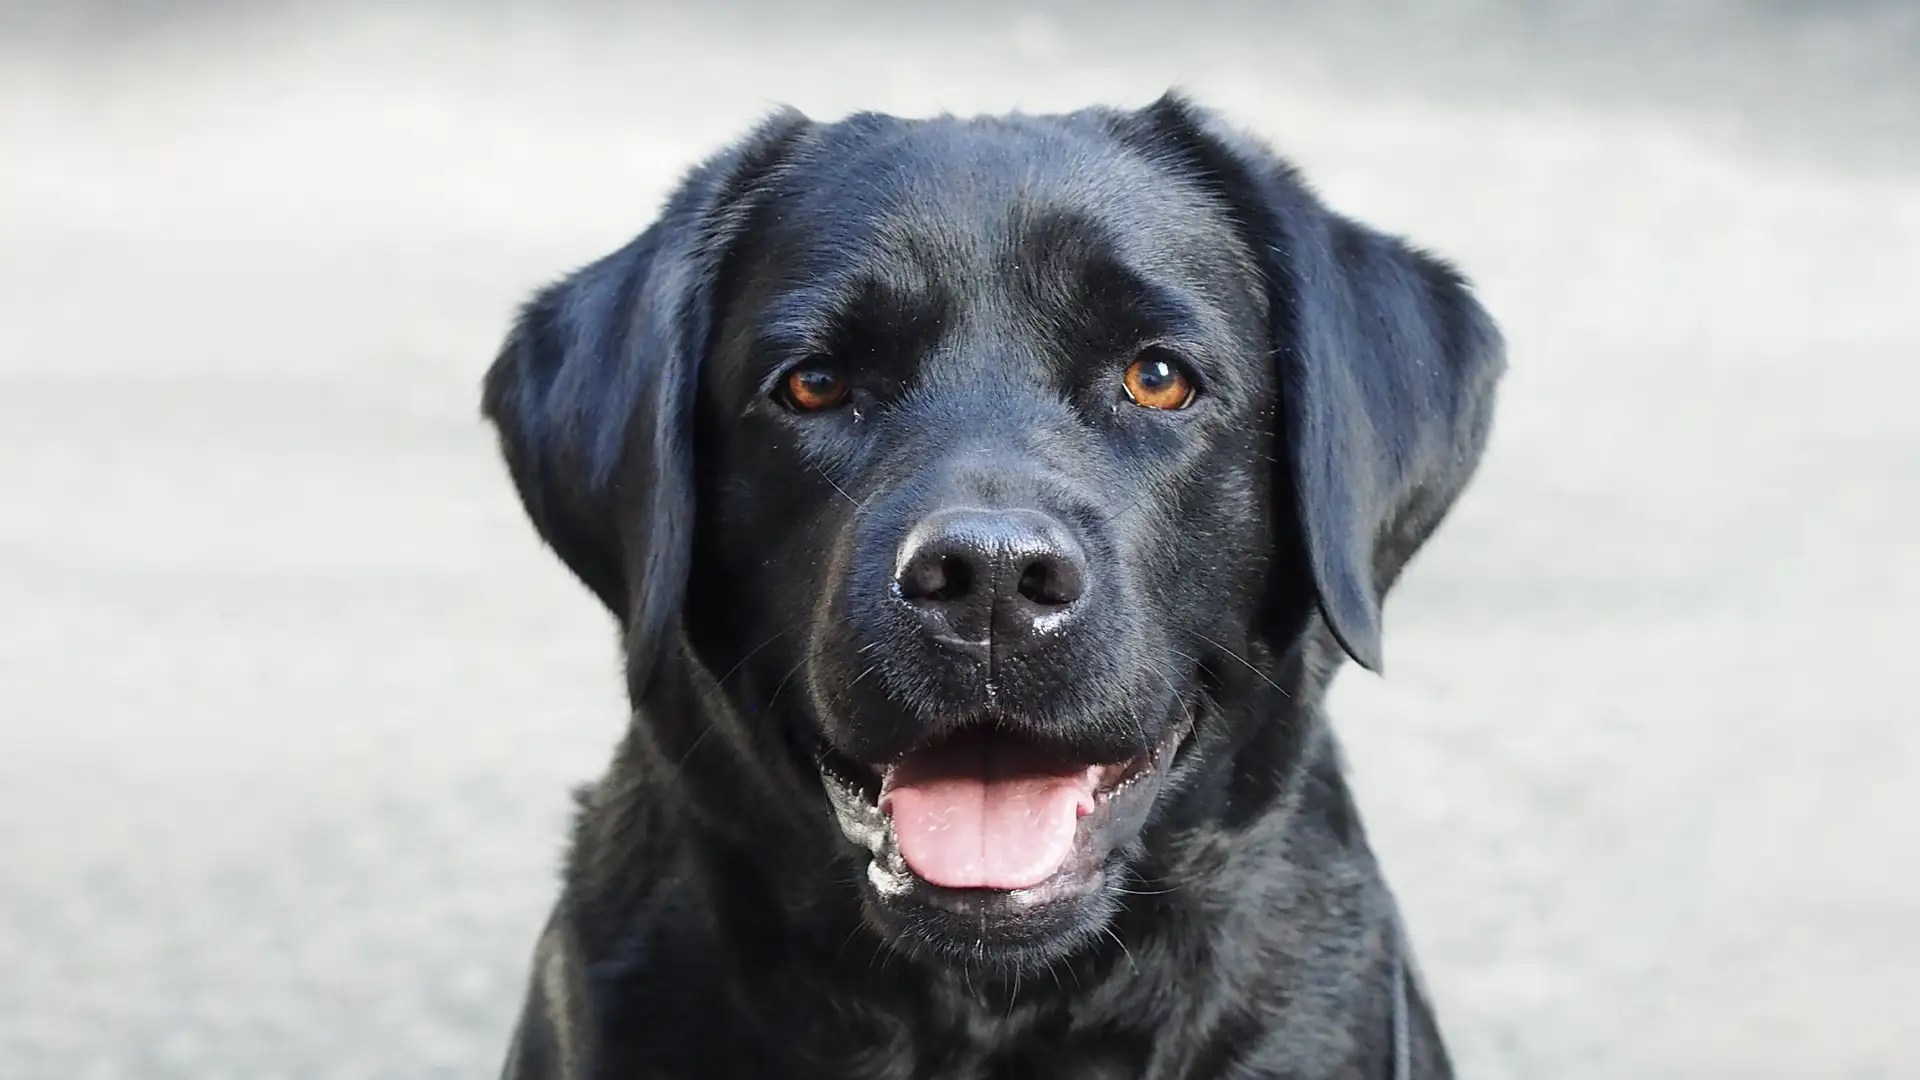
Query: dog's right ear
482 110 809 692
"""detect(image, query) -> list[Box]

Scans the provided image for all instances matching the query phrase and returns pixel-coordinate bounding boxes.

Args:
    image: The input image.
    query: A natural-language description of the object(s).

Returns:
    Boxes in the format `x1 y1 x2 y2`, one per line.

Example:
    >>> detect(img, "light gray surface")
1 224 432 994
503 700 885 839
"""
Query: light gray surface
2 6 1915 1078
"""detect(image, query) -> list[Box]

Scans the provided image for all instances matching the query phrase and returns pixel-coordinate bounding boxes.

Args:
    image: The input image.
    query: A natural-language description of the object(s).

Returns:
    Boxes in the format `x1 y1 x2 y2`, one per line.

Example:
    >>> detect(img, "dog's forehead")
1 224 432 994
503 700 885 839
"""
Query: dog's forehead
763 115 1256 296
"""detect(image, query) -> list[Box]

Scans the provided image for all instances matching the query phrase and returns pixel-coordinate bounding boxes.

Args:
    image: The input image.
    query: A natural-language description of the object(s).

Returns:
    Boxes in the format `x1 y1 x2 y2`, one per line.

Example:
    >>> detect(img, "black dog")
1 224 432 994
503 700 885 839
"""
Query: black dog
484 94 1503 1079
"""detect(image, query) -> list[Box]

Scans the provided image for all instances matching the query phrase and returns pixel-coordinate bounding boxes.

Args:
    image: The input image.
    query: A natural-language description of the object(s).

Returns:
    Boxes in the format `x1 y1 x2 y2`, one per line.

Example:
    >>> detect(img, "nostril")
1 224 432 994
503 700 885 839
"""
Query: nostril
899 551 974 604
1016 555 1084 607
928 555 972 602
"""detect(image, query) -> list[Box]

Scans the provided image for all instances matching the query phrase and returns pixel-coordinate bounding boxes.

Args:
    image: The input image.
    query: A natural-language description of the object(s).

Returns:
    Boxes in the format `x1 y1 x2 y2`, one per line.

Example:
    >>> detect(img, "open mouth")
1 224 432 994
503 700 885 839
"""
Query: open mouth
818 719 1191 913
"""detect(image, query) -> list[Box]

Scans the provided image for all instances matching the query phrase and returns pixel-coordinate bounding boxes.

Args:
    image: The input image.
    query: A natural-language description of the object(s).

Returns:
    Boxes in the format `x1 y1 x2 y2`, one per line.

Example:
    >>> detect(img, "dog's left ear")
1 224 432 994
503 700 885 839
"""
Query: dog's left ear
482 110 810 695
1118 95 1506 673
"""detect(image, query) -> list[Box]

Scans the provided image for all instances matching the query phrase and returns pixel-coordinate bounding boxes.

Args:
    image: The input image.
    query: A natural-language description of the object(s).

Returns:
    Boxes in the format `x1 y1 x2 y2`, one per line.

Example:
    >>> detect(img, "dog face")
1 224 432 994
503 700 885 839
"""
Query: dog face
483 96 1502 971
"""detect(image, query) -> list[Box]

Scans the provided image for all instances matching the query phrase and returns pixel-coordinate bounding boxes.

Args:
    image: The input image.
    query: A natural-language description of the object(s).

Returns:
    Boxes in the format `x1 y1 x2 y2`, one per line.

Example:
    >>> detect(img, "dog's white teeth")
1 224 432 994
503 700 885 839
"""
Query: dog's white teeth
823 766 893 857
866 856 913 897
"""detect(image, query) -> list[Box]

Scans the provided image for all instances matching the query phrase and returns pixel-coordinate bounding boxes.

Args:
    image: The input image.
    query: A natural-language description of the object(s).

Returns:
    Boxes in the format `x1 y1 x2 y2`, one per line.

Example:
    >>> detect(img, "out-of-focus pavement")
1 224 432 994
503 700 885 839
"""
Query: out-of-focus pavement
1 4 1916 1078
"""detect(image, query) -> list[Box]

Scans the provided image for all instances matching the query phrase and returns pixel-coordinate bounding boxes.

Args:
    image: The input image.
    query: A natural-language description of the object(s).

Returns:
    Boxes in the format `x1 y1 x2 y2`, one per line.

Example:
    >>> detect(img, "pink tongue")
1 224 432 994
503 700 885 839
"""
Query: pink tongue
880 731 1098 891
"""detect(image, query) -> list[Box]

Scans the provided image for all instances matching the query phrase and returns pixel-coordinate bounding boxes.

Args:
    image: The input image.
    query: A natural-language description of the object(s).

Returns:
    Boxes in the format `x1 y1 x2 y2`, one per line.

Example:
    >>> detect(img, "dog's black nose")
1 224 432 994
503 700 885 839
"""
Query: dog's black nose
893 507 1087 654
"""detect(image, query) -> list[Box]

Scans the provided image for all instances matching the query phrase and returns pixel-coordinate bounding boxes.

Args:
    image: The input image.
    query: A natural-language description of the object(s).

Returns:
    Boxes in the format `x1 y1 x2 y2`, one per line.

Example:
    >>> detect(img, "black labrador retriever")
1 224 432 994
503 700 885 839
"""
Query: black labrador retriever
483 94 1503 1079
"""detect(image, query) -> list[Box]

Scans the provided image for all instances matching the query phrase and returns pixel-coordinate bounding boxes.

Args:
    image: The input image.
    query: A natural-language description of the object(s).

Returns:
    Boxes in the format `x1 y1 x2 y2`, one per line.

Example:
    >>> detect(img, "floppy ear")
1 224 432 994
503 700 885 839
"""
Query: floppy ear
482 110 809 692
1119 95 1505 673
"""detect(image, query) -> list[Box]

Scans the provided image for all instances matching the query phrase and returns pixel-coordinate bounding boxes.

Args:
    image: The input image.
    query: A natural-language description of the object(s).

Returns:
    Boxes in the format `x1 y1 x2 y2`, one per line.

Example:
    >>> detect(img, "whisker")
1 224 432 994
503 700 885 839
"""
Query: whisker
1138 657 1189 755
767 655 812 710
714 627 792 688
835 923 867 965
1121 860 1175 895
675 717 719 766
1101 925 1141 977
814 465 859 508
1098 466 1186 534
1186 629 1288 697
1117 863 1182 898
679 626 807 767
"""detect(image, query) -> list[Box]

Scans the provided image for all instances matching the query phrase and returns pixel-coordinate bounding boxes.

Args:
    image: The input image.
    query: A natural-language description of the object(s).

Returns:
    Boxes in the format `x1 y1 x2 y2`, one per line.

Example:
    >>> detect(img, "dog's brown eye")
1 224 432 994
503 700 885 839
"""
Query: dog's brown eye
1122 351 1195 411
782 363 849 412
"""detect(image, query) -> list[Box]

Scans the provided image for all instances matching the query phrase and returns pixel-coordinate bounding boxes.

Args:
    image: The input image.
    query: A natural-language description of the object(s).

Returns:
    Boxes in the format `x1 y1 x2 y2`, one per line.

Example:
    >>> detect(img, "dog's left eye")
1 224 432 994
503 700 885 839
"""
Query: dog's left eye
1122 349 1197 411
779 361 850 413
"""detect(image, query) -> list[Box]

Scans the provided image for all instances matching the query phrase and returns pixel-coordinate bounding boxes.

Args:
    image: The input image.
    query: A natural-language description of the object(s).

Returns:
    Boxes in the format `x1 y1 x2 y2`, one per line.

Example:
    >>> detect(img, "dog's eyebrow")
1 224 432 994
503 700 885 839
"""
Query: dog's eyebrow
754 287 846 356
1025 252 1227 383
752 274 950 369
1011 207 1235 358
1078 257 1206 334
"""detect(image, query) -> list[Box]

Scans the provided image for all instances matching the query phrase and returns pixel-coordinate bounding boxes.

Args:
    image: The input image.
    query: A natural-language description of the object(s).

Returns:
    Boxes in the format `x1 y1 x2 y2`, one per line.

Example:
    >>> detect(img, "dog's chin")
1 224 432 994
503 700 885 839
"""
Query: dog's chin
815 717 1192 972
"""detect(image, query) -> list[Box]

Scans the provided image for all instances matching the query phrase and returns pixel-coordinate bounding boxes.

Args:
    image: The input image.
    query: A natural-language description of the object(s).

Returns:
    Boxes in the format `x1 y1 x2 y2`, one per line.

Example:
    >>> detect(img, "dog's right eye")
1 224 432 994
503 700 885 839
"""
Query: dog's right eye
779 361 850 413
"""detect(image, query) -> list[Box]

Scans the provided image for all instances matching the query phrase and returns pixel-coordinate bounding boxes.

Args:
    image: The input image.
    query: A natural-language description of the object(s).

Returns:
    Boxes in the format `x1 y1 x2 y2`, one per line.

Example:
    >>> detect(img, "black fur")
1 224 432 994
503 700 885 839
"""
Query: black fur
483 94 1503 1079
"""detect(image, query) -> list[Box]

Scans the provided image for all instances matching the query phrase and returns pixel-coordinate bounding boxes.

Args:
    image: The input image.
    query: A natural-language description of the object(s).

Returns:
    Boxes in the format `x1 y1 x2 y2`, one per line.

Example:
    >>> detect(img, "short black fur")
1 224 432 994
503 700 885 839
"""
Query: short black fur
484 94 1504 1079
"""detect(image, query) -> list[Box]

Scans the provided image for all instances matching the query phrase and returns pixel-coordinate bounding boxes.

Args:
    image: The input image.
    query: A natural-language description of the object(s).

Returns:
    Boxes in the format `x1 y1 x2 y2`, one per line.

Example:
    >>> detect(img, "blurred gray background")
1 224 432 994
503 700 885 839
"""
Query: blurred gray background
2 2 1916 1077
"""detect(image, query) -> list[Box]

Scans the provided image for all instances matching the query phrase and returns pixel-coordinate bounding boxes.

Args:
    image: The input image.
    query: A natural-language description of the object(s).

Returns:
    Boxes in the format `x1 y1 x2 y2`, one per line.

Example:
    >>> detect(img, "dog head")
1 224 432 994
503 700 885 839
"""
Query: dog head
483 95 1502 971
